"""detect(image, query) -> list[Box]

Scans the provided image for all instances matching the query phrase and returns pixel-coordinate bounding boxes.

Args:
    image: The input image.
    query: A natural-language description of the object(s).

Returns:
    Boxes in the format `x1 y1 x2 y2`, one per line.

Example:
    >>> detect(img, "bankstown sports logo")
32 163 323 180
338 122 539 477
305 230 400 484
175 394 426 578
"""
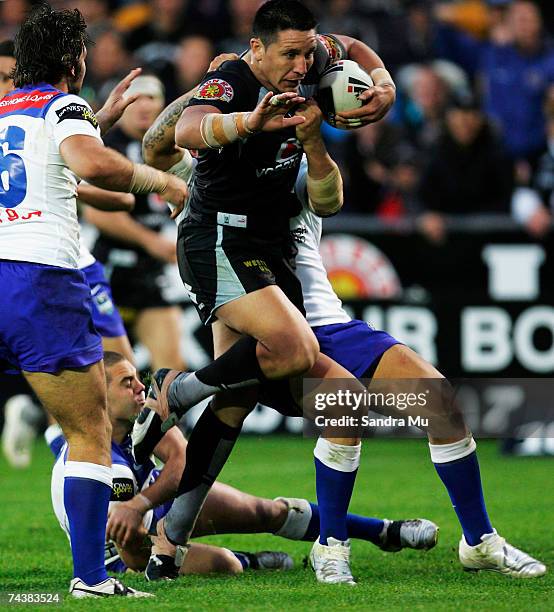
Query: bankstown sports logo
56 103 98 128
111 478 135 501
256 138 302 177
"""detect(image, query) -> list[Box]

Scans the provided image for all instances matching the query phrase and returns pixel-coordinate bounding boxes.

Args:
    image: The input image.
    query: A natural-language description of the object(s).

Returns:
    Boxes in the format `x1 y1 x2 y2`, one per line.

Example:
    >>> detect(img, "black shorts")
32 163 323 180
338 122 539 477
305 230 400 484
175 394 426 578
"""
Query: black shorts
177 218 304 325
107 264 172 324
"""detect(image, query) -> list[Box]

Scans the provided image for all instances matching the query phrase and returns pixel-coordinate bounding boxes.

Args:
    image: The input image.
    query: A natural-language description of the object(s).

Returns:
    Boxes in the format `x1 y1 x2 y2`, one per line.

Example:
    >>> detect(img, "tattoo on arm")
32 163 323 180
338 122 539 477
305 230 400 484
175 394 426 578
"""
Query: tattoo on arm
142 89 196 154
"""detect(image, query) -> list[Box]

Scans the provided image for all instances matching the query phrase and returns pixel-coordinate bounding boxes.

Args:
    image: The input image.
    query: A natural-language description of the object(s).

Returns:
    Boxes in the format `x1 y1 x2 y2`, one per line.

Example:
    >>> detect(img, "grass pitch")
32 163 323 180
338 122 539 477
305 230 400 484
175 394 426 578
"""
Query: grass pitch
1 437 552 611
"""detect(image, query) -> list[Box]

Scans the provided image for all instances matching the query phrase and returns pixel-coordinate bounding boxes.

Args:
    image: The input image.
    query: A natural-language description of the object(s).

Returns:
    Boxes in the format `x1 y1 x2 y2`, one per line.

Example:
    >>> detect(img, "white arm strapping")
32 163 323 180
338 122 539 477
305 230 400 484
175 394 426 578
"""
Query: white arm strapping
200 112 254 149
370 67 396 90
129 163 169 195
306 165 344 216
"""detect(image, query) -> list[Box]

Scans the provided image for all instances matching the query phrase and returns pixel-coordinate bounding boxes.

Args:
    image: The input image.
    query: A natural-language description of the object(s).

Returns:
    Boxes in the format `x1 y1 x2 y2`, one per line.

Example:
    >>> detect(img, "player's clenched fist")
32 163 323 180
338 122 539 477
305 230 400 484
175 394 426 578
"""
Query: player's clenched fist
246 91 306 133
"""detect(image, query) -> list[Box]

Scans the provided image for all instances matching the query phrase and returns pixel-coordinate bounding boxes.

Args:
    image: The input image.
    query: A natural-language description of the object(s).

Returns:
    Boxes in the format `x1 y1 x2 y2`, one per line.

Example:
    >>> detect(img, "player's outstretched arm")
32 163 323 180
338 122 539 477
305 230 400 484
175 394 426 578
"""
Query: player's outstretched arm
296 101 343 217
60 134 188 219
176 91 307 150
95 68 142 136
333 34 396 127
77 183 135 212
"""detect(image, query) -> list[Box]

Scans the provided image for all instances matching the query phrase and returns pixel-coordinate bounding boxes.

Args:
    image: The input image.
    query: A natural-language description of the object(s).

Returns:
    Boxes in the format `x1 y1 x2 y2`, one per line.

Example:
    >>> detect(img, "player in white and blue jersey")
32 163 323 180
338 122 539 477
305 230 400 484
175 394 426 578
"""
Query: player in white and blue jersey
48 351 439 578
0 4 188 598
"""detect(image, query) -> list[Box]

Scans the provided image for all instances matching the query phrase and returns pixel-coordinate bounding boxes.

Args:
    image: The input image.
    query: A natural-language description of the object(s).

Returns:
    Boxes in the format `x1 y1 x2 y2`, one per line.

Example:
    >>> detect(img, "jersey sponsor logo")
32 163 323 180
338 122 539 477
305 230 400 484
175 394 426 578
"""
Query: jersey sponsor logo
243 258 271 274
194 79 234 103
111 477 135 501
318 35 344 63
56 103 98 128
256 138 302 177
0 90 57 115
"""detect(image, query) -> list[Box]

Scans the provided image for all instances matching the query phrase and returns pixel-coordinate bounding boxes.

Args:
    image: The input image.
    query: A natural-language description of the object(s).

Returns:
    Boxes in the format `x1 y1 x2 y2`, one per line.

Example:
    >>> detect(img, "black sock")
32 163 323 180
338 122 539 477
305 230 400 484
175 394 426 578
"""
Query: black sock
168 336 267 413
196 335 266 388
164 405 242 545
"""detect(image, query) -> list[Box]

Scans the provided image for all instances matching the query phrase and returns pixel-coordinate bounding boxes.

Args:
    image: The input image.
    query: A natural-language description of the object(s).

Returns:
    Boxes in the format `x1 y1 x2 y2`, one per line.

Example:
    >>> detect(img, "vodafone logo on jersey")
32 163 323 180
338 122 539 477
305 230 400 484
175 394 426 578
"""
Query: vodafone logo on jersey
320 233 401 299
275 138 302 162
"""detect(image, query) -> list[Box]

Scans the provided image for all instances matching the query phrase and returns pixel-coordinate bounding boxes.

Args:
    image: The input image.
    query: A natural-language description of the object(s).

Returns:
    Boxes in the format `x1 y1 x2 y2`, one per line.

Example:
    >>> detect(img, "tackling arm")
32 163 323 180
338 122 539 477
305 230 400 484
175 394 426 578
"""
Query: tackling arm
77 183 135 212
60 135 188 219
296 101 343 217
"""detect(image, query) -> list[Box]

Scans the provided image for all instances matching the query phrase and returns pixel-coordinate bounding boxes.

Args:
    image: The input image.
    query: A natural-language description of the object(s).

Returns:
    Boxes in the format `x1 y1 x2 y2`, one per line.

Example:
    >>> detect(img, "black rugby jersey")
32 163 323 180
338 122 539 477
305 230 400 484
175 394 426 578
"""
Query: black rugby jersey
186 34 345 239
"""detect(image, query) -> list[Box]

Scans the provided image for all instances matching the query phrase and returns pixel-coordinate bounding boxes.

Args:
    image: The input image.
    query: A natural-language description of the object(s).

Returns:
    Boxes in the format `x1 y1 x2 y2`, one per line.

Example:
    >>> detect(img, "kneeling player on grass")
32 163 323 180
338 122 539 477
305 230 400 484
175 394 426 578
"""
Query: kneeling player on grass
48 352 438 578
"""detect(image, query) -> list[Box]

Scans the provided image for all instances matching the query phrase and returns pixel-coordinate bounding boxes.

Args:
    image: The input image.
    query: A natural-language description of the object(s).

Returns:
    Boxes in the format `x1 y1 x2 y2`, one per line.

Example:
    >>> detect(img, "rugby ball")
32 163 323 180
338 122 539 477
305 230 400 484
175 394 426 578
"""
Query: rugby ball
317 60 373 130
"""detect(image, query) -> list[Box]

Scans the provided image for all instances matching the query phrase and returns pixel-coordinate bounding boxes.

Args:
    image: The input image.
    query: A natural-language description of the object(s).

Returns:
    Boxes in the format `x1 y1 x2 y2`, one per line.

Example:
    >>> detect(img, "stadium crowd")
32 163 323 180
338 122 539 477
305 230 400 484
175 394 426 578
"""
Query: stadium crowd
2 0 554 240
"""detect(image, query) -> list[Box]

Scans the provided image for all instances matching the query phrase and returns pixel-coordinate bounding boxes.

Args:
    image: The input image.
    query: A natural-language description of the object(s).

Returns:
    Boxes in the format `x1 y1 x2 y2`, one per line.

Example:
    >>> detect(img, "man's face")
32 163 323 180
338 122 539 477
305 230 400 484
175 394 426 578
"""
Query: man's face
0 55 15 97
120 93 164 136
251 28 317 93
106 360 146 425
509 1 542 50
68 46 87 95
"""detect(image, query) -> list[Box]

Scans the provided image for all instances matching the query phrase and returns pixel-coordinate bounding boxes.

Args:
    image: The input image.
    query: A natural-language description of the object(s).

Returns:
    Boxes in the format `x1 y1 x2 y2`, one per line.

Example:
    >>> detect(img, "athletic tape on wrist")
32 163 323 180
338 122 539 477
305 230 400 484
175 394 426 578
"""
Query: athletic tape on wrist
307 165 343 215
129 163 169 195
135 493 154 513
200 112 254 148
370 67 396 89
428 434 476 464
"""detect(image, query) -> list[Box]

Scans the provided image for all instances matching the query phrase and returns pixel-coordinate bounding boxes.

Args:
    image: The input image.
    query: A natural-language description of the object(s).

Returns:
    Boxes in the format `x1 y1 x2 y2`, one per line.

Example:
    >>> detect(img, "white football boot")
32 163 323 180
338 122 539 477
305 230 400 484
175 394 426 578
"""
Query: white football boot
309 537 356 585
2 394 42 468
69 577 153 598
459 531 547 578
379 518 439 552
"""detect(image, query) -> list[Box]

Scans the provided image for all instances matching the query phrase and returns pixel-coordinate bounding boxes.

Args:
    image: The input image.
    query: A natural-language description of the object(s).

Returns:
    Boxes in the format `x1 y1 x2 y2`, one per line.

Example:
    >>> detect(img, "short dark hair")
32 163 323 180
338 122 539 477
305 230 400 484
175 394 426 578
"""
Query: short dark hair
0 40 15 59
253 0 317 45
104 351 126 384
12 3 89 88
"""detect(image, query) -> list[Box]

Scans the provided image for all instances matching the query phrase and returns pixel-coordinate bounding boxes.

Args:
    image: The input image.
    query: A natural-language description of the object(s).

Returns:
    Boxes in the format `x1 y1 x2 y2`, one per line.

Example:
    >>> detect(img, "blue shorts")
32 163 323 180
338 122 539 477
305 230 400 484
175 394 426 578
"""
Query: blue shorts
82 261 127 338
313 320 400 378
0 260 103 374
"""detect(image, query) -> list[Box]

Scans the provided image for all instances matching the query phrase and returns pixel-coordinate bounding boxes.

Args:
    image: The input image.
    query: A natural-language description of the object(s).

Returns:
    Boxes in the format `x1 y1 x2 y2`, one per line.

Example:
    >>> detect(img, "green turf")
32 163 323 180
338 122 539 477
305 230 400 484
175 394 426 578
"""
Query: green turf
1 437 552 611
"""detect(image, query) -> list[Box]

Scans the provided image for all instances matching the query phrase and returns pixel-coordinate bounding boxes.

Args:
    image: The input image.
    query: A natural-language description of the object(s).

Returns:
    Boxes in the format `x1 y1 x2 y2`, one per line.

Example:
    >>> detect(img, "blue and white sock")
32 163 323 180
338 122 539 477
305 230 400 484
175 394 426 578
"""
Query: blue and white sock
45 424 65 458
430 436 493 546
64 461 112 586
314 438 361 545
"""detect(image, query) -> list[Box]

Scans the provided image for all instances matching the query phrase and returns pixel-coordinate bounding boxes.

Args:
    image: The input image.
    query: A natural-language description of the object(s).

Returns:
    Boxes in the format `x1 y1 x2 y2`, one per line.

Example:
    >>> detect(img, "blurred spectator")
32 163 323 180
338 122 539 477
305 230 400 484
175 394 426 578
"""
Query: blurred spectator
173 35 214 94
0 40 15 98
217 0 263 55
394 64 452 154
0 0 35 40
512 85 554 237
125 0 188 55
318 0 378 51
435 0 554 165
75 0 113 36
343 121 416 214
418 92 514 243
84 28 132 108
377 1 436 73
